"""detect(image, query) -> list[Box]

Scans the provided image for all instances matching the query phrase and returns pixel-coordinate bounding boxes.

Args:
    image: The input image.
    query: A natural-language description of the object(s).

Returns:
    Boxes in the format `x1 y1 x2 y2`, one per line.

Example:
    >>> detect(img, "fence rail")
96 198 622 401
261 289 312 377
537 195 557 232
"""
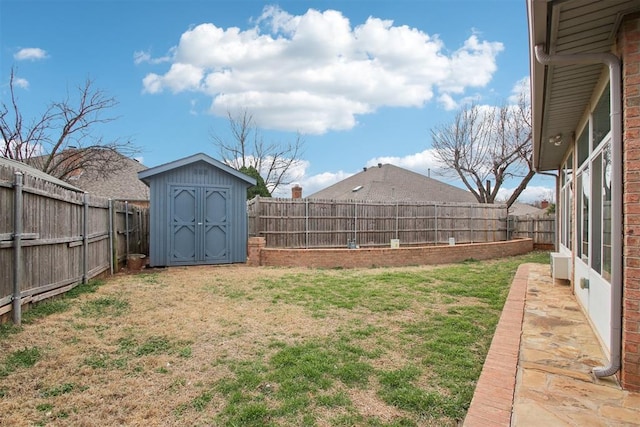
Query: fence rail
248 197 512 248
0 163 149 323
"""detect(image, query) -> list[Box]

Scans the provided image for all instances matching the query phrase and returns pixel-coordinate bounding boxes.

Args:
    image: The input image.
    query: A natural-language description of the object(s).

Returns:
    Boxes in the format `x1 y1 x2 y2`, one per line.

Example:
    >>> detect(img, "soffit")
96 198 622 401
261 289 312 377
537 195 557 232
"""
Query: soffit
529 0 640 171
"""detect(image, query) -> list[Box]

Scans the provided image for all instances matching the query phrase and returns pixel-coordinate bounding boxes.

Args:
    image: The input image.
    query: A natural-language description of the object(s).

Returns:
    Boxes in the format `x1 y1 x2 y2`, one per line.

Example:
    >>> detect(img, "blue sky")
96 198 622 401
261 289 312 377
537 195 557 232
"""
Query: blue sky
1 0 554 201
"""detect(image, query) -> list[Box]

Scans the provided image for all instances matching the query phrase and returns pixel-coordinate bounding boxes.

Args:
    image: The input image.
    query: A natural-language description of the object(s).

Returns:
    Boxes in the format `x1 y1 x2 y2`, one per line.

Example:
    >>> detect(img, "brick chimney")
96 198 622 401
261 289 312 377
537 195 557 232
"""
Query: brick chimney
292 185 302 199
540 200 549 209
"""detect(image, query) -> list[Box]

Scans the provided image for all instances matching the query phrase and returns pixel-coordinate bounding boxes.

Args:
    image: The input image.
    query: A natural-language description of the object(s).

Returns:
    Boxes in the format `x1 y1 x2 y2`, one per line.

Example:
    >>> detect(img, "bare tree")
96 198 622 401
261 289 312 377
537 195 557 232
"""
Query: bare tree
430 90 535 208
1 68 137 180
211 109 305 195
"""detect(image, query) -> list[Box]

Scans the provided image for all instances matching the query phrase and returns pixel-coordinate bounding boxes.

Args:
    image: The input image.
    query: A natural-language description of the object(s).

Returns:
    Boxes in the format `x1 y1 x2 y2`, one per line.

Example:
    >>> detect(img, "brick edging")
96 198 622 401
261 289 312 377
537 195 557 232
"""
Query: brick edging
463 263 530 426
249 238 534 269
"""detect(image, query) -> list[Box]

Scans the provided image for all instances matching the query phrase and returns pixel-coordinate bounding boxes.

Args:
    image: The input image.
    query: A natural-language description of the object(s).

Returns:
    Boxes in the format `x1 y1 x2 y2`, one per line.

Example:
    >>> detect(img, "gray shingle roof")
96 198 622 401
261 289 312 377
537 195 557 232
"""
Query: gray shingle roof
307 164 477 203
509 203 546 217
68 151 150 201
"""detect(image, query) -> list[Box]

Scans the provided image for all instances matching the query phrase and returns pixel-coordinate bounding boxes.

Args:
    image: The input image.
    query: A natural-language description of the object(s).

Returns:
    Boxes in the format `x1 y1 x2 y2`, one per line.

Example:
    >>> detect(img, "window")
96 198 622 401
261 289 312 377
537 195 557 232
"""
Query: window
569 81 612 283
592 84 611 150
592 153 602 273
577 129 589 167
560 153 573 250
580 168 589 263
602 143 612 280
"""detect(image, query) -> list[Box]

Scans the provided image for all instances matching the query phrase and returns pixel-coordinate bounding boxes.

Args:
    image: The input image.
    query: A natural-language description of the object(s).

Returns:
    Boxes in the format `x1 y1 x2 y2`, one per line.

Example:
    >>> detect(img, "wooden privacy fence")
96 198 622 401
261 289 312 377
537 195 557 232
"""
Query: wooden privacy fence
248 197 511 248
0 164 149 324
509 215 555 248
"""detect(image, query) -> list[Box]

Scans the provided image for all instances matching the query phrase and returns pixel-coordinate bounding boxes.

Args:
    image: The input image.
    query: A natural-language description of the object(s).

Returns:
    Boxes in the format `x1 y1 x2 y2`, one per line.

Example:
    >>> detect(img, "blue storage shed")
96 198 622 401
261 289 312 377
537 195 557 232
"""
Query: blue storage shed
138 153 256 267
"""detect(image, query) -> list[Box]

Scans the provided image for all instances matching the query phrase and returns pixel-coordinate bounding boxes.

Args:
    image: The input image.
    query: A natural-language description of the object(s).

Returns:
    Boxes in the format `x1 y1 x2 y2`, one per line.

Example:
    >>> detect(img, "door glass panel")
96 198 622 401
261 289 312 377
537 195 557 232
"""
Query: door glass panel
593 84 611 150
576 173 582 258
581 168 590 263
577 129 589 167
592 153 602 273
602 143 612 281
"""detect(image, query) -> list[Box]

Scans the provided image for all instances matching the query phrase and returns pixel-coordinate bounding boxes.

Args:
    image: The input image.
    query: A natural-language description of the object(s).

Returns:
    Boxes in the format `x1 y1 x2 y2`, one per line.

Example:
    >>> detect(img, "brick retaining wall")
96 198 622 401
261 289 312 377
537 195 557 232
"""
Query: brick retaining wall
247 237 533 268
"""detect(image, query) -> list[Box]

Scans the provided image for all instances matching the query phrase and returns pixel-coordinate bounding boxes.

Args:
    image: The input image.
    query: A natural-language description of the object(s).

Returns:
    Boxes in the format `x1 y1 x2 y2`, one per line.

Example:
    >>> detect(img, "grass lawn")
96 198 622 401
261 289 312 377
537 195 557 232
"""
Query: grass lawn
0 251 549 426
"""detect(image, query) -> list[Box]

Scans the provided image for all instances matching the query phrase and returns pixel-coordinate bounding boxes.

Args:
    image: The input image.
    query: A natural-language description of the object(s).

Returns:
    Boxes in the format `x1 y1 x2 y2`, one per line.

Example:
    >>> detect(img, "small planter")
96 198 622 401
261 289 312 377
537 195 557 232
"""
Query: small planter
127 254 146 271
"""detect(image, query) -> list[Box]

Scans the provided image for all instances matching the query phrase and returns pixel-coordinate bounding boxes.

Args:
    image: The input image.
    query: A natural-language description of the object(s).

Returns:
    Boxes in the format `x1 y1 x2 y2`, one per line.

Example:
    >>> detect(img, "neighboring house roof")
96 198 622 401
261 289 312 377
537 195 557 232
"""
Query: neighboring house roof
68 151 150 202
509 202 546 217
138 152 257 186
0 156 83 192
527 0 640 171
307 163 477 203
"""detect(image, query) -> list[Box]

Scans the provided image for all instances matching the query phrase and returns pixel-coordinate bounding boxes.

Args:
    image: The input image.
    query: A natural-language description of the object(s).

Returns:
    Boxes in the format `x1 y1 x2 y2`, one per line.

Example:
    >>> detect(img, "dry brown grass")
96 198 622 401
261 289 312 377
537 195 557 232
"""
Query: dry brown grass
0 256 523 427
0 265 433 426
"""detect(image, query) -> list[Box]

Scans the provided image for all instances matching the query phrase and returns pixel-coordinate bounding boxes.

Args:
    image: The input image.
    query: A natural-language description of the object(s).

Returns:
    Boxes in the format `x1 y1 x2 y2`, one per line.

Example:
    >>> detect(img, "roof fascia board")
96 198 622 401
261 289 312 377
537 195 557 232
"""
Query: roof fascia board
138 153 256 186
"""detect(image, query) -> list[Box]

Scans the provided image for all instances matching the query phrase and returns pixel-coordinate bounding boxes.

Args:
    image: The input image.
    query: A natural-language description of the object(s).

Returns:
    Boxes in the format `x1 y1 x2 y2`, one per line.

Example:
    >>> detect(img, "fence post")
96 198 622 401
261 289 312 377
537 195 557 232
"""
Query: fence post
82 192 89 284
137 208 142 254
109 199 115 274
395 202 399 240
434 204 438 244
12 172 23 325
125 201 130 259
354 201 358 244
305 199 309 249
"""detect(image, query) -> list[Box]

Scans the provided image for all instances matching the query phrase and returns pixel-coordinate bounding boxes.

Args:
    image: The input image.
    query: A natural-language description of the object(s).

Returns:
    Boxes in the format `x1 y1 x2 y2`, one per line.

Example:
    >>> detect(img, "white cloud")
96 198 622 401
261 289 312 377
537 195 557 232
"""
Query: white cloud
498 185 555 204
509 76 531 105
14 77 29 89
264 157 354 197
438 93 458 111
275 169 353 198
141 5 503 134
14 47 48 61
133 49 174 65
366 149 443 177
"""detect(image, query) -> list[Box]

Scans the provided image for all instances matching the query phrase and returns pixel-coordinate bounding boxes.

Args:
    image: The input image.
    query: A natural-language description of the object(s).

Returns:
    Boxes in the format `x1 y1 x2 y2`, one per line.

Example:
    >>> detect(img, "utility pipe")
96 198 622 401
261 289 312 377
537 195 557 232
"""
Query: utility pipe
534 44 622 378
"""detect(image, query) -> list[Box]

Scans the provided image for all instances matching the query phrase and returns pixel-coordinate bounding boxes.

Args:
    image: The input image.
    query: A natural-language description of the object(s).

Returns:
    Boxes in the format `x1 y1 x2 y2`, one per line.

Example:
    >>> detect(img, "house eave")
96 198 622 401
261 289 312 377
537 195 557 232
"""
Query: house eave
527 0 640 172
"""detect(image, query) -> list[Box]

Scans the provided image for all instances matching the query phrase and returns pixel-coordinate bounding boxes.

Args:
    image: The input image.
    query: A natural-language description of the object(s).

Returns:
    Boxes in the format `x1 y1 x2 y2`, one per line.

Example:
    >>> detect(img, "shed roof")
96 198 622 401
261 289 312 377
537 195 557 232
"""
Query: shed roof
0 156 83 192
138 153 256 186
307 163 477 203
527 0 640 171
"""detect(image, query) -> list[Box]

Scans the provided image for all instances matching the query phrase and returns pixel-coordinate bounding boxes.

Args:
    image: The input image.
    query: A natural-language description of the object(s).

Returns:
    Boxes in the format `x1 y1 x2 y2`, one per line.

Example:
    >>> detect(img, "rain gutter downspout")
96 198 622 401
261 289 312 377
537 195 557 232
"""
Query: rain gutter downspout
534 44 622 379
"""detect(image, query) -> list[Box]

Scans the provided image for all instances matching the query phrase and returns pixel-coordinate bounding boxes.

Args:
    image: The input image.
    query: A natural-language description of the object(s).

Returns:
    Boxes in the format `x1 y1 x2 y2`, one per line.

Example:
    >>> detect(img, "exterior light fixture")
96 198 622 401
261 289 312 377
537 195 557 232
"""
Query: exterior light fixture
548 134 563 146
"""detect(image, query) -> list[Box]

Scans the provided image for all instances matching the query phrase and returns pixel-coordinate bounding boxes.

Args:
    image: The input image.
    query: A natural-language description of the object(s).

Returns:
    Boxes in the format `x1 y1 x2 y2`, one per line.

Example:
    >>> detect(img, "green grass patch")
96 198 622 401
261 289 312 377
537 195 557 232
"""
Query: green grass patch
0 322 20 341
82 335 192 373
36 403 53 412
0 346 41 377
40 382 78 398
19 280 105 326
218 252 549 425
79 296 129 318
263 270 434 315
118 335 192 358
212 336 378 425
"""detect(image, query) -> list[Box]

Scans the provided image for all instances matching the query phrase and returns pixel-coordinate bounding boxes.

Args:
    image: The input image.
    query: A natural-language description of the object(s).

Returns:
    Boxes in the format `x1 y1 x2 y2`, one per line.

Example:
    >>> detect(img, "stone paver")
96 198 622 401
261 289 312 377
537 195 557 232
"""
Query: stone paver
465 262 640 427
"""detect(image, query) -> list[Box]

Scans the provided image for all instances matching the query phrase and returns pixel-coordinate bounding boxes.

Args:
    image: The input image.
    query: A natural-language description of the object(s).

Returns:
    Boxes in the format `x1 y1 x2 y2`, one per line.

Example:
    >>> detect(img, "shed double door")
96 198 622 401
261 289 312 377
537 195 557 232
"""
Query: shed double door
169 185 230 265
